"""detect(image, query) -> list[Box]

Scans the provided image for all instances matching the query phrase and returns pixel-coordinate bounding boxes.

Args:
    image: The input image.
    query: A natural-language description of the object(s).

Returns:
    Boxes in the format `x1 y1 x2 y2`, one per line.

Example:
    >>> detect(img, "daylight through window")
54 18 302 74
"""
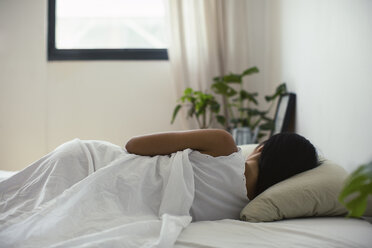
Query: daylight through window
48 0 168 60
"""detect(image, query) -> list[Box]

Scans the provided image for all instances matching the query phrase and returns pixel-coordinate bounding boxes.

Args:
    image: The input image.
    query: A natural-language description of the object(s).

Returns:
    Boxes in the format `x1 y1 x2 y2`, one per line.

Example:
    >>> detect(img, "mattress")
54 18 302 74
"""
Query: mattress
175 217 372 248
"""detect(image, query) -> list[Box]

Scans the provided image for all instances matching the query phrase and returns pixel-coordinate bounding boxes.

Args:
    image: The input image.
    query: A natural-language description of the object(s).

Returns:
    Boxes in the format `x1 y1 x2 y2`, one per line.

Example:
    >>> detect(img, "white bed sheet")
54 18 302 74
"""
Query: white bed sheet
0 170 17 182
0 140 194 248
175 217 372 248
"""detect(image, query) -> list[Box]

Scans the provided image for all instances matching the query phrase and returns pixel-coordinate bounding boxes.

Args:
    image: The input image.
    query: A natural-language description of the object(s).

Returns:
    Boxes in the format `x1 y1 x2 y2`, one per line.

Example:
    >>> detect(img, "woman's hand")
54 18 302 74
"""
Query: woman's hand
125 129 238 157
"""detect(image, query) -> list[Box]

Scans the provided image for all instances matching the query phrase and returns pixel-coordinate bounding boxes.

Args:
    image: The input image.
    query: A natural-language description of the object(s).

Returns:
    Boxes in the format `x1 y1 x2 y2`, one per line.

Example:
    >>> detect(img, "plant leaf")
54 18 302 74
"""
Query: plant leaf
247 108 267 116
242 66 259 76
216 115 226 126
261 116 273 121
339 162 372 217
184 87 193 95
212 82 237 96
230 118 240 125
171 104 182 124
240 90 258 104
213 76 223 82
187 106 195 118
223 73 242 84
210 101 220 113
265 83 288 101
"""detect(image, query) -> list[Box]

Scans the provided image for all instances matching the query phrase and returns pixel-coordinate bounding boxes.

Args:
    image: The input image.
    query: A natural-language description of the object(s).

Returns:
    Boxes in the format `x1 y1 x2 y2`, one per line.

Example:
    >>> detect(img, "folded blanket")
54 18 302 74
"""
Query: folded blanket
0 139 194 248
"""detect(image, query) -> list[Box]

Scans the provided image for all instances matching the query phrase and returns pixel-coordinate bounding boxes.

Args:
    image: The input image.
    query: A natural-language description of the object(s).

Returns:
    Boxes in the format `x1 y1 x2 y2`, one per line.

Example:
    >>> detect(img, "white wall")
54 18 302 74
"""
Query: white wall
0 0 182 171
266 0 372 171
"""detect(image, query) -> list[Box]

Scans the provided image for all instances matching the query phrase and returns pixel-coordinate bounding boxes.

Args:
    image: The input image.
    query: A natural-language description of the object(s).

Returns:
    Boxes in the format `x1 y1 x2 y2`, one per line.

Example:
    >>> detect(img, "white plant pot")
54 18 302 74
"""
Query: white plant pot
232 127 259 145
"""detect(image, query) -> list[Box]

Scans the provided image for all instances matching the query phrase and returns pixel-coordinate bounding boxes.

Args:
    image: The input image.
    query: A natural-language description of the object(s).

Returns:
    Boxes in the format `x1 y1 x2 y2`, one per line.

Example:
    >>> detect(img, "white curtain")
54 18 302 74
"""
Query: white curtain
166 0 252 129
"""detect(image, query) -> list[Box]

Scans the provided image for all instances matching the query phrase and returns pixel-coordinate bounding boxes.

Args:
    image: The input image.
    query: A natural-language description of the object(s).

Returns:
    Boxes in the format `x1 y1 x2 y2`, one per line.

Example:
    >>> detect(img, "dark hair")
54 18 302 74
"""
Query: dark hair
255 133 319 196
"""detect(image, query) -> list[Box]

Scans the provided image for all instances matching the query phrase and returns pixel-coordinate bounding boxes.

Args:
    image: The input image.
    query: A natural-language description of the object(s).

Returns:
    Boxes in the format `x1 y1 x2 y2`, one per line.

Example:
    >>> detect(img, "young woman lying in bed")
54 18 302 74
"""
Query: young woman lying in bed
125 129 319 220
126 129 319 201
1 129 319 222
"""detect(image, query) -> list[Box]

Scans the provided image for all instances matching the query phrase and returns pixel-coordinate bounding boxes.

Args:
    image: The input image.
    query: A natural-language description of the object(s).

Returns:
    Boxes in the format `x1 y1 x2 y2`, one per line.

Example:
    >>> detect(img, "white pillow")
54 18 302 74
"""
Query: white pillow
240 160 349 222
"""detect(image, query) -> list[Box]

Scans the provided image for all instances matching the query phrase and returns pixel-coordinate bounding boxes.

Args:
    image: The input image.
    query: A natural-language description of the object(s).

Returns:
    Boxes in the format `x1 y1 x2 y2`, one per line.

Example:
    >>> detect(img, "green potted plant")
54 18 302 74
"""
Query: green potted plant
171 88 221 129
339 161 372 217
211 66 287 143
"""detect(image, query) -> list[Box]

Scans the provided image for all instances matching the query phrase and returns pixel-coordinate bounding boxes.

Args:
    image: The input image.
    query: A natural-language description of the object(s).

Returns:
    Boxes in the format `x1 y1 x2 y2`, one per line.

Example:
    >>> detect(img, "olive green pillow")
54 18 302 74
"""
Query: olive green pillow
240 160 350 222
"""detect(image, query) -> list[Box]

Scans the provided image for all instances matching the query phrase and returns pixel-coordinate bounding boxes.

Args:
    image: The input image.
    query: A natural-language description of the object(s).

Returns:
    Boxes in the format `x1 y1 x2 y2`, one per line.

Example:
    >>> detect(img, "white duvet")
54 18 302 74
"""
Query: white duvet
0 139 195 248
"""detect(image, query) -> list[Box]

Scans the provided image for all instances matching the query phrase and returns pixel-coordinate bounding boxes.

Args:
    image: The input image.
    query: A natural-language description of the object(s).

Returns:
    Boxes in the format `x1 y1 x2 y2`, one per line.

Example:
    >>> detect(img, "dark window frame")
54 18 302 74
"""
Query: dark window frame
47 0 168 61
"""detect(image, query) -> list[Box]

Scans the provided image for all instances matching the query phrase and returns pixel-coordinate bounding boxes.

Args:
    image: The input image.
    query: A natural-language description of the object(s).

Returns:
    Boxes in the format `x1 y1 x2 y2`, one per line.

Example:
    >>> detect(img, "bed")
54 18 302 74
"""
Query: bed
0 142 371 247
175 217 372 248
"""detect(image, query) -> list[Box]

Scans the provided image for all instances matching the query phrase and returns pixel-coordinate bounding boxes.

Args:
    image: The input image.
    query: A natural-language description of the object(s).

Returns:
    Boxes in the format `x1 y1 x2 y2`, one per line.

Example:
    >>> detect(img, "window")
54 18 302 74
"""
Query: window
48 0 168 60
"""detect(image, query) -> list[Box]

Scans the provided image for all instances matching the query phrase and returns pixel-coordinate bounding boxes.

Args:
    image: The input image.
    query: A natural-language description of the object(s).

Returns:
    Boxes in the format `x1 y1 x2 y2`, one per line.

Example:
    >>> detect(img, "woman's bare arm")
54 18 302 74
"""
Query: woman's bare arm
125 129 237 157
